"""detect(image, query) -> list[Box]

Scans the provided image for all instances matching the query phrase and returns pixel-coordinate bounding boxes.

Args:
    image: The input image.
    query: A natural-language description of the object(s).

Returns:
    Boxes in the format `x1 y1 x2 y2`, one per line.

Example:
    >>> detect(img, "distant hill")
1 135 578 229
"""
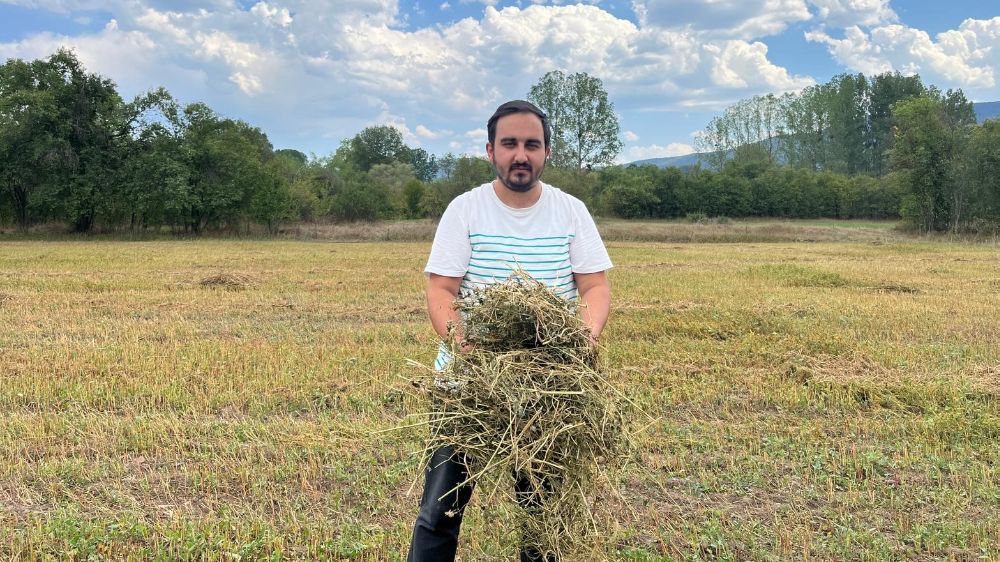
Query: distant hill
630 101 1000 169
628 151 709 170
974 101 1000 122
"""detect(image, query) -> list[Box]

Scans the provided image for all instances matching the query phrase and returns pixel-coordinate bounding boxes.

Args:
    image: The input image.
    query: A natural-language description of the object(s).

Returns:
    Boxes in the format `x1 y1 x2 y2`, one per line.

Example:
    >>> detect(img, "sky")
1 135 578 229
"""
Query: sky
1 0 998 163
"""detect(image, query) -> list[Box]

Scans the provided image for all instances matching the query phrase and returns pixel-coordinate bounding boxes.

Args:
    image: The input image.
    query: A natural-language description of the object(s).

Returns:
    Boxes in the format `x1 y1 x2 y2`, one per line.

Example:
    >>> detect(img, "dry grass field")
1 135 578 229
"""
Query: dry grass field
1 229 997 560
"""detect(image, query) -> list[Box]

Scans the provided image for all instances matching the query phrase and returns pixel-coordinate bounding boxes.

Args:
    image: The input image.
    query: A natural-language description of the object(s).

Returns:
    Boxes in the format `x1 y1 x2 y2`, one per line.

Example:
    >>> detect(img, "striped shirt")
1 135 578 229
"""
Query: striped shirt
425 181 612 370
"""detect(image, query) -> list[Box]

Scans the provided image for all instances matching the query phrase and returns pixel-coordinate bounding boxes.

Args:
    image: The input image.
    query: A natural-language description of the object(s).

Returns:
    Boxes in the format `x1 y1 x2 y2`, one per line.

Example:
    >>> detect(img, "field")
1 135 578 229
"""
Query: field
1 228 997 560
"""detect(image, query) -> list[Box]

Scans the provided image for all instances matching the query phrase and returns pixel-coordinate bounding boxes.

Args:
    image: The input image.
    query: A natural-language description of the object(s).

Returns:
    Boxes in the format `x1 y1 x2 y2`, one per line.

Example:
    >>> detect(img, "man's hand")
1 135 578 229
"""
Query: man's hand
573 270 610 346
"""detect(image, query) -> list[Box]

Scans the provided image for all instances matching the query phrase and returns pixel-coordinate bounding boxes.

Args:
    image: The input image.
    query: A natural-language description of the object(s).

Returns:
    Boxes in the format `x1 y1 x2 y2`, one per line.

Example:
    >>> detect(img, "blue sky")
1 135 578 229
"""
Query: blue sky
2 0 998 162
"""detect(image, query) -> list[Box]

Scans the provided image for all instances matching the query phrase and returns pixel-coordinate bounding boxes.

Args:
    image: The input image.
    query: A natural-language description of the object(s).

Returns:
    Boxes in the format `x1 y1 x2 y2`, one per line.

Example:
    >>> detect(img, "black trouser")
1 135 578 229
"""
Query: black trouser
407 446 557 562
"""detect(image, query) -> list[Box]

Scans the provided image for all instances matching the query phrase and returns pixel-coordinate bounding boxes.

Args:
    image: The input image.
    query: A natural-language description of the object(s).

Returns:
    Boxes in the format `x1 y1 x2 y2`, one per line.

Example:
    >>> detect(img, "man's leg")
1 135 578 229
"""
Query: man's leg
514 474 558 562
407 446 475 562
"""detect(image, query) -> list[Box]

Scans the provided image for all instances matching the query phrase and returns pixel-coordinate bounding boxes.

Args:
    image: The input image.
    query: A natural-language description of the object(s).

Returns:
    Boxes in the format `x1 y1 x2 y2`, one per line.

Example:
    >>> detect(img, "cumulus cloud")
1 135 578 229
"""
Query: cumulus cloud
706 40 814 90
414 125 435 138
251 2 293 27
0 18 180 97
807 18 1000 93
806 0 896 28
624 130 639 141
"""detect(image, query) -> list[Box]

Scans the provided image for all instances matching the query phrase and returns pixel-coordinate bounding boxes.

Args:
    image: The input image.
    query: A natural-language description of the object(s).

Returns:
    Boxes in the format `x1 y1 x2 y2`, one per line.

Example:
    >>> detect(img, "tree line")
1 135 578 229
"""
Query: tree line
2 50 998 233
696 72 1000 232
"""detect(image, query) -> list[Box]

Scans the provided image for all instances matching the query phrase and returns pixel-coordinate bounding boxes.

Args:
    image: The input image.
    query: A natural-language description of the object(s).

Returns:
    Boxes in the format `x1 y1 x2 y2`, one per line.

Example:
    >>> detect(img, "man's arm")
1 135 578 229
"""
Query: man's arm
573 270 610 342
427 273 463 341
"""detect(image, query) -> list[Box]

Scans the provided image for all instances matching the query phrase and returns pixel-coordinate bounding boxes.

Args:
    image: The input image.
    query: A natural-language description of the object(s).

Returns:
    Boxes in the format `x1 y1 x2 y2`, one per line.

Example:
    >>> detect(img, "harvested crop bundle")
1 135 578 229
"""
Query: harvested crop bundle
414 270 632 559
197 272 256 290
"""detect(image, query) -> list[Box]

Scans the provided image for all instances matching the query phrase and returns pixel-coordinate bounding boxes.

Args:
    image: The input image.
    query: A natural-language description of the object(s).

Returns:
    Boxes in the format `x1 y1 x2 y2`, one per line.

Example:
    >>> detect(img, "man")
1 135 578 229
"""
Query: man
408 100 612 562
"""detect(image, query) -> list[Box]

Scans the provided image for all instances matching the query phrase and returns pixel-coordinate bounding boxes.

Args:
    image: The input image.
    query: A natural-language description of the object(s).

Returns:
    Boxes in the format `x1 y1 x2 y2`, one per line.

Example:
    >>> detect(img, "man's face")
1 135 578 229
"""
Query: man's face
487 112 550 193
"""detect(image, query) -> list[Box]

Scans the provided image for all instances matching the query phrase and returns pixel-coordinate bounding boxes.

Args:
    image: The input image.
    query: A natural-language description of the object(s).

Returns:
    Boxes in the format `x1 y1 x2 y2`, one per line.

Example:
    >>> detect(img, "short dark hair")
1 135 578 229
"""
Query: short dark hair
487 100 551 148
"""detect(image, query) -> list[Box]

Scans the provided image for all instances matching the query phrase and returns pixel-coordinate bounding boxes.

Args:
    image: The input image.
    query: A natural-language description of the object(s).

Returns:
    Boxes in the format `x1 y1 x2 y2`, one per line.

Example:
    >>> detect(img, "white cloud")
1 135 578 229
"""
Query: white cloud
624 143 696 162
633 0 812 39
195 31 270 94
807 0 896 28
0 19 175 98
251 2 293 27
806 18 1000 93
804 26 891 75
415 125 440 139
706 40 814 91
624 130 639 141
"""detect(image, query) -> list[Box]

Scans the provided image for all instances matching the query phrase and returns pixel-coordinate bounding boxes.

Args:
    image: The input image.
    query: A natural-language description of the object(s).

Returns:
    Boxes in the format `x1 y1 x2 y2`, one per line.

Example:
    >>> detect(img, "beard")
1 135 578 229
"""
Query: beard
492 159 544 193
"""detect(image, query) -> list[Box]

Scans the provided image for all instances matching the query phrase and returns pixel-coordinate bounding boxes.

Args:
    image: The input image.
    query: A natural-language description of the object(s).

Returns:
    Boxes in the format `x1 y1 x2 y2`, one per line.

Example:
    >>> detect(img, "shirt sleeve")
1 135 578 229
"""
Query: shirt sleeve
569 200 613 274
425 197 472 277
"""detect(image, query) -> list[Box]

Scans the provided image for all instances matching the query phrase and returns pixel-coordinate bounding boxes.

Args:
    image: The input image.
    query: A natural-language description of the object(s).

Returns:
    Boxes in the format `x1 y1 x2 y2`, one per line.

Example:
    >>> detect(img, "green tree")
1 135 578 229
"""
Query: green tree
963 120 1000 228
697 94 783 168
825 73 869 174
889 95 958 231
866 72 925 175
605 174 658 218
404 147 438 182
0 50 129 229
179 102 276 232
540 166 597 206
419 183 446 218
116 97 192 231
348 125 408 172
249 160 296 232
274 148 308 166
0 55 64 227
528 70 622 169
402 178 427 218
435 155 493 205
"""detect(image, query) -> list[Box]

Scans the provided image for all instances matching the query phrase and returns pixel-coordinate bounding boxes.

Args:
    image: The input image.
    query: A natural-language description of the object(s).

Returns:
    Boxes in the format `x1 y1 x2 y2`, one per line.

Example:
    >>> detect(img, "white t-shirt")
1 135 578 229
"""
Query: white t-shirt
425 181 612 370
426 181 613 295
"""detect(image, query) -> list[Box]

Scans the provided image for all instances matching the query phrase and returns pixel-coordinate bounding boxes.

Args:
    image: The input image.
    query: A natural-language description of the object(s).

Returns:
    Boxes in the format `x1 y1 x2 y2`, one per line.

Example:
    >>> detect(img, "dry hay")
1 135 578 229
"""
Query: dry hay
866 283 921 294
197 272 257 290
409 270 636 559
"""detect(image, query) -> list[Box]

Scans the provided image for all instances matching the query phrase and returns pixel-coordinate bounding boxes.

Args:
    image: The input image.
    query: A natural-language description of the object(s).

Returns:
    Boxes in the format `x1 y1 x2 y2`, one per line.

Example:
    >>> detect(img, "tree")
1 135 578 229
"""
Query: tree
889 95 959 231
404 147 438 182
528 70 622 169
249 160 295 232
0 55 64 227
275 148 308 166
179 102 276 231
606 176 657 218
866 72 925 175
434 155 493 205
0 50 126 229
697 94 784 168
401 178 427 218
962 120 1000 229
825 73 869 174
781 83 833 171
540 166 597 207
348 125 408 172
368 160 417 217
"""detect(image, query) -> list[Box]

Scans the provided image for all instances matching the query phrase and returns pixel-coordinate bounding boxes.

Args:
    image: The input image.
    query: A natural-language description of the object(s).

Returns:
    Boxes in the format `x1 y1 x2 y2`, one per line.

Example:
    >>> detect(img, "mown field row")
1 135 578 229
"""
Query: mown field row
0 237 997 560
